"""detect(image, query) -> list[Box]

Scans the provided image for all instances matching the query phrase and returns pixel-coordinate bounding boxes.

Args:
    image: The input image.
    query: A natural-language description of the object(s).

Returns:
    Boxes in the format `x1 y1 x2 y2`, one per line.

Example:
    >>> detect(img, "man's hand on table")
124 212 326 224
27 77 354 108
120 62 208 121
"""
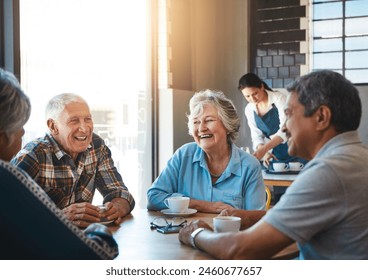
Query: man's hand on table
62 202 101 228
178 219 212 247
62 198 131 227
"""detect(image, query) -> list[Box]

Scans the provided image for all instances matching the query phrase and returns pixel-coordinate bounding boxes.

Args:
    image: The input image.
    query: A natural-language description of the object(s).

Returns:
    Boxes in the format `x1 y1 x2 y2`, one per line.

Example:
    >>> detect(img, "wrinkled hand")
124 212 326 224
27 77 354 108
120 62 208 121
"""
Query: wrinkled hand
263 153 277 167
219 208 235 216
102 198 131 225
210 202 235 213
178 220 212 247
62 202 101 228
190 199 234 214
253 144 267 161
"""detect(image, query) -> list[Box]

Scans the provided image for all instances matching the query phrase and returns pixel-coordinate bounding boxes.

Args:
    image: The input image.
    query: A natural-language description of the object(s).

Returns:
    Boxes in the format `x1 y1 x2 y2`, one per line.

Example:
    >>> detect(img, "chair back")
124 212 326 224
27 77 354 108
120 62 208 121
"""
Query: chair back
265 186 272 210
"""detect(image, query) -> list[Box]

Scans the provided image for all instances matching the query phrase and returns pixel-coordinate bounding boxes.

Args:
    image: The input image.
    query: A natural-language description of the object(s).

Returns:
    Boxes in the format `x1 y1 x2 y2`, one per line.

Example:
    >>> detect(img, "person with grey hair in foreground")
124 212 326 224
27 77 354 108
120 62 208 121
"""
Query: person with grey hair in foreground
0 68 118 259
12 92 135 228
147 89 265 213
179 70 368 259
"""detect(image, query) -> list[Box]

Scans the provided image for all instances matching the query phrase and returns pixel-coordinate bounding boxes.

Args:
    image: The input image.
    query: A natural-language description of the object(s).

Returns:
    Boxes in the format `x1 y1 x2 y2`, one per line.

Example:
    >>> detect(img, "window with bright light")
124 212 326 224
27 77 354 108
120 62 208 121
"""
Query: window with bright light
312 0 368 84
19 0 152 208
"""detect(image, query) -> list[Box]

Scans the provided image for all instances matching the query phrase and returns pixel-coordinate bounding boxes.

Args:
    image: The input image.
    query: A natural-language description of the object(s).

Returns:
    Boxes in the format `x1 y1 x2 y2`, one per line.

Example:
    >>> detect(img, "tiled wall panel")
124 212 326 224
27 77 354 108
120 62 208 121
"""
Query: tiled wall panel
250 0 307 88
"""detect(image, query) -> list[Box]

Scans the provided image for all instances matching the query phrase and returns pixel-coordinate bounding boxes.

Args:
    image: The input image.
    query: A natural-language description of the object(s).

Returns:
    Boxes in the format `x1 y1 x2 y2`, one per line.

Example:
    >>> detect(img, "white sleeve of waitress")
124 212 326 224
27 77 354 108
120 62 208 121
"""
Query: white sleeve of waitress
245 104 265 150
270 90 288 143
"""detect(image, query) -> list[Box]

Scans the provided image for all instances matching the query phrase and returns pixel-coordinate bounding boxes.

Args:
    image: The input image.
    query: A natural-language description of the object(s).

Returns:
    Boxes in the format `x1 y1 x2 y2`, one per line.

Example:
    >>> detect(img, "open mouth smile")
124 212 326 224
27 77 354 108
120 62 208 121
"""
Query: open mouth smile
74 136 88 141
199 134 213 139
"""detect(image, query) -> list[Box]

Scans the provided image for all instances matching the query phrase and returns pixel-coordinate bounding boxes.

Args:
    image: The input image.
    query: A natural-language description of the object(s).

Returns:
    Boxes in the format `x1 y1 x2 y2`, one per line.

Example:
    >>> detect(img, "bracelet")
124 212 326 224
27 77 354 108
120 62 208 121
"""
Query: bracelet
190 227 205 249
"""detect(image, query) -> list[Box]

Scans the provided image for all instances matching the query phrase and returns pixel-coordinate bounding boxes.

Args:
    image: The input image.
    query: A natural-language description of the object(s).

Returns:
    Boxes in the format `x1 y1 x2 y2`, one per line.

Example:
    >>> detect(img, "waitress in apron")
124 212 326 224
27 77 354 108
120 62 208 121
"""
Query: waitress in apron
238 73 307 202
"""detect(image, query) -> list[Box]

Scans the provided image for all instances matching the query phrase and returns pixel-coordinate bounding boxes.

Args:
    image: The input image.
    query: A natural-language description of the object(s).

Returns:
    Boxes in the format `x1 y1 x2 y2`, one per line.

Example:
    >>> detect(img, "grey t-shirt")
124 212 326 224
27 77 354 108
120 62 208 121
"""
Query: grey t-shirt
263 131 368 259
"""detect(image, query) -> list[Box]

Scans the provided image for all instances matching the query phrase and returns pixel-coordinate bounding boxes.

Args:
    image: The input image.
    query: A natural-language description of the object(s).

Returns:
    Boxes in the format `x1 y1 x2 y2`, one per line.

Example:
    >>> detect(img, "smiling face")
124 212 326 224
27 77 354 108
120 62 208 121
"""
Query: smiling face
49 101 93 160
191 103 228 153
241 84 267 105
283 92 317 160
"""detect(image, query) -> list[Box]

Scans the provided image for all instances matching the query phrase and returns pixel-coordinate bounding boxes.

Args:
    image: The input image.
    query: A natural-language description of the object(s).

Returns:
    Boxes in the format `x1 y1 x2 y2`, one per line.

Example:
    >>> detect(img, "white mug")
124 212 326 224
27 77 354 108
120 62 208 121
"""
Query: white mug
272 162 288 172
164 196 190 213
288 162 304 171
213 216 241 233
97 205 107 213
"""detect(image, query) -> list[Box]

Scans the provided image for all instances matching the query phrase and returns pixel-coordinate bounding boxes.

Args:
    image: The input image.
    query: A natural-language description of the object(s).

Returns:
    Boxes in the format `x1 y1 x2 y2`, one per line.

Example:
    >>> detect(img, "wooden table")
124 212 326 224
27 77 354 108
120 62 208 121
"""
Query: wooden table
109 208 298 260
262 170 298 187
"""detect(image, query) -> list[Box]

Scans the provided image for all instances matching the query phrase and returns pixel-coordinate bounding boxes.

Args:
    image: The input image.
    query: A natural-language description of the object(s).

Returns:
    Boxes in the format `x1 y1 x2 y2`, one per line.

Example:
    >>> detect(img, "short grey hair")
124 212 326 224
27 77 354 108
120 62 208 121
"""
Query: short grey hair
0 68 31 137
45 93 87 121
287 70 361 133
187 89 240 143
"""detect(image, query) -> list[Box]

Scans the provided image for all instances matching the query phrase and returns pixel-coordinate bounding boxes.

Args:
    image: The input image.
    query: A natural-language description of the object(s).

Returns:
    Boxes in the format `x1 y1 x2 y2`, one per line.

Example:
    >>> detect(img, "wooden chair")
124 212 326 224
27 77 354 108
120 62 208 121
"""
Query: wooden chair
265 186 272 210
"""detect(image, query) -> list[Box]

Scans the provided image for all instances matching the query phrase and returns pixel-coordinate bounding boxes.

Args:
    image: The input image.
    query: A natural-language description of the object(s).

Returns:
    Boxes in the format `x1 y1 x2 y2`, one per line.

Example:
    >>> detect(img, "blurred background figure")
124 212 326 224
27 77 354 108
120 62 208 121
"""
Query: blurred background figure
238 73 307 202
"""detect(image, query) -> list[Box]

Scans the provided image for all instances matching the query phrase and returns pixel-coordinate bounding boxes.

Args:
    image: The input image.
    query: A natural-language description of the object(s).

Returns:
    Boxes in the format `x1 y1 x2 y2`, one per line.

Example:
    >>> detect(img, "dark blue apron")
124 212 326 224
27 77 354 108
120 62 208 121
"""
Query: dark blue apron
254 103 308 200
254 104 306 164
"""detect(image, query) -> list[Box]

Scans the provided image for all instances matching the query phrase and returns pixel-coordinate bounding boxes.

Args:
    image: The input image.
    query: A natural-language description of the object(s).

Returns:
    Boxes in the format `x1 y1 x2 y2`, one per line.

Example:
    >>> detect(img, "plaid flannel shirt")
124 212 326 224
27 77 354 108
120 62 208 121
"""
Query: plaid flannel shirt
11 133 135 211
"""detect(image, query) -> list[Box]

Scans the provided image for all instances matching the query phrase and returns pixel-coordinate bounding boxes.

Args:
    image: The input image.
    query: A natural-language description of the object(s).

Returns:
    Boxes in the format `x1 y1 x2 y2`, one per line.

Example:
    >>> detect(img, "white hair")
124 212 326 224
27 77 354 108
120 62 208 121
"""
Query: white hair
187 89 240 143
0 68 31 136
45 93 87 121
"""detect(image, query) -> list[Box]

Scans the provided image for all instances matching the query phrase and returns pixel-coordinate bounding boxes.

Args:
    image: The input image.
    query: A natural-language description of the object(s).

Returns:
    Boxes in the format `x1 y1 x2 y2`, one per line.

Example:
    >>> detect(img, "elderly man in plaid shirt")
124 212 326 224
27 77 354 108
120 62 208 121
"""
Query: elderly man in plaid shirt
12 93 135 228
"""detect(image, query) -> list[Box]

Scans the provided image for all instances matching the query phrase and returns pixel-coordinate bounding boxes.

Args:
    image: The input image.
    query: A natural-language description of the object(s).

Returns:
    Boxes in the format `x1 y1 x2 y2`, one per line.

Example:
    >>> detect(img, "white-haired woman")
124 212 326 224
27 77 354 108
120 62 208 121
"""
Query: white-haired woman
147 89 265 213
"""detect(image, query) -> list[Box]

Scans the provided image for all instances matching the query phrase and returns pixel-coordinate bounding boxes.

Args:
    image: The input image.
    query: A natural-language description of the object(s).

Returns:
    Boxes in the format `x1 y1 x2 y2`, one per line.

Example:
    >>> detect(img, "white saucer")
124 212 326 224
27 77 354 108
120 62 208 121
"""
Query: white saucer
99 219 115 225
269 169 289 173
289 168 302 171
160 208 197 217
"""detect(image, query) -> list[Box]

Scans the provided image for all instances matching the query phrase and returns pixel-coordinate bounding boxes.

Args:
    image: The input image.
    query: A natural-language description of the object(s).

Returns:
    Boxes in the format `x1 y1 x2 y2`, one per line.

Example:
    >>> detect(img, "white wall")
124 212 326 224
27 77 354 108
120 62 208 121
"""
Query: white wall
158 88 194 172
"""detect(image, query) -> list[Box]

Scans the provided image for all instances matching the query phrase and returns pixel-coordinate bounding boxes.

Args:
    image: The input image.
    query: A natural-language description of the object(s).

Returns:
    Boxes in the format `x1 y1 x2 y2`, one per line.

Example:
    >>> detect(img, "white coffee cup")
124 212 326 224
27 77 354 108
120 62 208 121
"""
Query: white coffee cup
288 162 304 171
272 162 288 172
164 196 190 213
213 216 241 233
97 205 107 213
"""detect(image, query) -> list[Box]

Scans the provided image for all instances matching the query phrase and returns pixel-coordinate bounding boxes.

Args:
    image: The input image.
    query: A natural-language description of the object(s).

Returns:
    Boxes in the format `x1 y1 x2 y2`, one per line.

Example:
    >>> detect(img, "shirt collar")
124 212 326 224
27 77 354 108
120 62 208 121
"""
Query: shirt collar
314 131 360 159
46 133 92 160
193 143 242 177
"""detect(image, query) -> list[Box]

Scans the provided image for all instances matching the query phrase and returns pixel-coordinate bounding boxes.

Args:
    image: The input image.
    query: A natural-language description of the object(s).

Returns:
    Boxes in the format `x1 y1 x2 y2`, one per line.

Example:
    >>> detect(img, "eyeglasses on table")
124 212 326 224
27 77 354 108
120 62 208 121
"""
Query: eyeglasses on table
150 217 187 230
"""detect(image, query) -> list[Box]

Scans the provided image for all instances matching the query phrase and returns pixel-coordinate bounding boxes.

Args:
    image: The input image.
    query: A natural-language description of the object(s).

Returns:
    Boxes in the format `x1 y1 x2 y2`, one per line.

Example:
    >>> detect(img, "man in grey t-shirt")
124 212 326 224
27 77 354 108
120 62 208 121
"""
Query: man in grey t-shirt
177 70 368 259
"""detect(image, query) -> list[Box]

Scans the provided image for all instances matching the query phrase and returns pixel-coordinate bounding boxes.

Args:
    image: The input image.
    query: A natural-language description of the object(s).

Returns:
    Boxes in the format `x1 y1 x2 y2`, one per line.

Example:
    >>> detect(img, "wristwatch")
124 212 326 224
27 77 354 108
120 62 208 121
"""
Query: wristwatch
190 227 205 249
